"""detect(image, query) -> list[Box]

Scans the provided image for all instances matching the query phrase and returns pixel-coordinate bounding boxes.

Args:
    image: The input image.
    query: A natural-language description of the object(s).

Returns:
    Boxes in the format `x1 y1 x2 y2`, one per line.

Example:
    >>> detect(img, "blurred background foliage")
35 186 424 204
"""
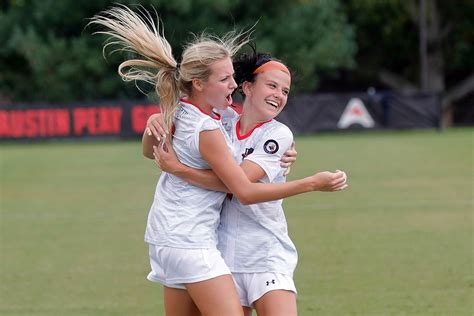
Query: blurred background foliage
0 0 472 107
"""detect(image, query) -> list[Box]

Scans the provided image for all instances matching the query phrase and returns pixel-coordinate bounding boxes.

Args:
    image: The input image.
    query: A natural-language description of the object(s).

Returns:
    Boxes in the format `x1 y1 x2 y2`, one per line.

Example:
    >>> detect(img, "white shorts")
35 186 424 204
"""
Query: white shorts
232 272 297 307
147 244 231 289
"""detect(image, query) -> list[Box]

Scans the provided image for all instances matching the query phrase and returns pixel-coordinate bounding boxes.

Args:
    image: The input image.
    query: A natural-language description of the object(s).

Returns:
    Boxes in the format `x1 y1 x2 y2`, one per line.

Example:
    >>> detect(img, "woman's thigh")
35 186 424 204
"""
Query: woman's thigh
163 286 201 316
186 274 243 316
254 290 297 316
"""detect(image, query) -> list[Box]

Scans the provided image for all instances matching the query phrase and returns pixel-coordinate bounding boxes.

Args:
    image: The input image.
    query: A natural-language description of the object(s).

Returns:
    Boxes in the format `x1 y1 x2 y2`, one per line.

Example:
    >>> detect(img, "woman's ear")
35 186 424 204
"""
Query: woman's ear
192 79 203 92
242 81 252 97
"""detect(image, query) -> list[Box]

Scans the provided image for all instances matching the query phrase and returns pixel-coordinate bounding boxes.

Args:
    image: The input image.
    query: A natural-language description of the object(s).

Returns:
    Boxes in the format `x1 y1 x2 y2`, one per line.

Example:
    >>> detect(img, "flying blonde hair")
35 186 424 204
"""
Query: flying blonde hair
89 5 251 135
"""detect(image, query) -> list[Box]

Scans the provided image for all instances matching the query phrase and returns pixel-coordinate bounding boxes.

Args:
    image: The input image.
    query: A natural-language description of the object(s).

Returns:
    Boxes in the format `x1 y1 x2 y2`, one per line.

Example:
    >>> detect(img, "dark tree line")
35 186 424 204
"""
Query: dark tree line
1 0 472 123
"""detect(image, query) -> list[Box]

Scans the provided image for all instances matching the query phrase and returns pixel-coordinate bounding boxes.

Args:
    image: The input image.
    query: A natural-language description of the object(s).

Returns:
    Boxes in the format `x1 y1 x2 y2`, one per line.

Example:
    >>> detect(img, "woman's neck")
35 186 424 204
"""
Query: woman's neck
186 95 212 115
239 107 269 135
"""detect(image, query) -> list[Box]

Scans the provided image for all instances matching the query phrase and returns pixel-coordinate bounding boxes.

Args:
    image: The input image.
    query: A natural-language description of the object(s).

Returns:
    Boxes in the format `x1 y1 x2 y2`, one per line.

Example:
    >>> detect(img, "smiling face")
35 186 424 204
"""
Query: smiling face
193 57 237 111
242 69 291 121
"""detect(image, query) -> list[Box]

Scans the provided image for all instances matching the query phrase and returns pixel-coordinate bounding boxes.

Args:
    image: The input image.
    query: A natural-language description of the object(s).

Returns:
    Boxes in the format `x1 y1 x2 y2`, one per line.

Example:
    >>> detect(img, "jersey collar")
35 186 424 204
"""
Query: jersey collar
180 99 221 120
236 119 271 140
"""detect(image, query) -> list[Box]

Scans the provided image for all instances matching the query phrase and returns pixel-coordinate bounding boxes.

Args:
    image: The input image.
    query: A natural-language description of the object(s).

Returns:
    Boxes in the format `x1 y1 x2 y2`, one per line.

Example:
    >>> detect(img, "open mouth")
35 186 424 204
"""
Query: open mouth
226 94 233 105
266 100 279 109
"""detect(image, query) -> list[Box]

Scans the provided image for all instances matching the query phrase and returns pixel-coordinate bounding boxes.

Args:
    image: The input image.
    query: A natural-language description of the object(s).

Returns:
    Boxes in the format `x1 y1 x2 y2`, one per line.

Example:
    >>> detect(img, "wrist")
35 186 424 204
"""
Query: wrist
300 177 316 193
172 163 188 177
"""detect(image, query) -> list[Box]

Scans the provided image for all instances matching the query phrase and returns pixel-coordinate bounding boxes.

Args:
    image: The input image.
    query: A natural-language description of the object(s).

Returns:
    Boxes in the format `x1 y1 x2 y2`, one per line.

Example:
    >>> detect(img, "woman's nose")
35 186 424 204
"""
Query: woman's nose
230 77 237 89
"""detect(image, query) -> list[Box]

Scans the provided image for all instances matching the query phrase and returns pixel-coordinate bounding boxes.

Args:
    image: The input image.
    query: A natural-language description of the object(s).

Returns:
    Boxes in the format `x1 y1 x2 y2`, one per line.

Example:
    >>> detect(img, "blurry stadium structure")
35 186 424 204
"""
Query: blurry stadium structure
0 92 443 140
278 92 441 133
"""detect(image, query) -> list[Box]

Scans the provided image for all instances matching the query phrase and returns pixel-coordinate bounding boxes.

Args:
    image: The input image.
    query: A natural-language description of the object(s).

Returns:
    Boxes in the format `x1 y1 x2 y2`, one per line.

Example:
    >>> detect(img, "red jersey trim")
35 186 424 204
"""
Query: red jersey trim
180 99 221 120
236 119 271 140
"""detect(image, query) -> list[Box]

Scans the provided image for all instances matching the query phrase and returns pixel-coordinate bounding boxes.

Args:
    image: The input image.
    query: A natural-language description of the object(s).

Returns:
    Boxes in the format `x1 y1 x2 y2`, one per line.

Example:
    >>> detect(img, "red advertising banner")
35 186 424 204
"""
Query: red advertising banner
0 102 159 140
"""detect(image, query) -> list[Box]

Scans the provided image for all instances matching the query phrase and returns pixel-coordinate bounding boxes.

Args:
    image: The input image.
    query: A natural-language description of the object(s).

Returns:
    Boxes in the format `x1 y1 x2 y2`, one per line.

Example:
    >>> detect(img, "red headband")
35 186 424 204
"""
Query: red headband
253 60 290 76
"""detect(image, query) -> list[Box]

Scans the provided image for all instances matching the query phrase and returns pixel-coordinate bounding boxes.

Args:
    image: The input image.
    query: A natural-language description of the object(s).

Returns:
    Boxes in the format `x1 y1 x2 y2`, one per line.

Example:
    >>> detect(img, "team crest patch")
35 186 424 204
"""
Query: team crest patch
263 140 279 154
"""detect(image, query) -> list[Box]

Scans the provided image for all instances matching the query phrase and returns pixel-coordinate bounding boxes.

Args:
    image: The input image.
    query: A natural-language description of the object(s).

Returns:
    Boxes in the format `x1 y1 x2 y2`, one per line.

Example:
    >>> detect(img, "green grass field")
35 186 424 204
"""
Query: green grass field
1 128 472 315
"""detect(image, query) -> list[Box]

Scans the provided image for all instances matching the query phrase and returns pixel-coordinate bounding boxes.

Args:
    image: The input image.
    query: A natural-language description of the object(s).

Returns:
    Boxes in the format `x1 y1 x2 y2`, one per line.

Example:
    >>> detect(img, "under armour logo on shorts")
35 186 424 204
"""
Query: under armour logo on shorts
266 279 276 286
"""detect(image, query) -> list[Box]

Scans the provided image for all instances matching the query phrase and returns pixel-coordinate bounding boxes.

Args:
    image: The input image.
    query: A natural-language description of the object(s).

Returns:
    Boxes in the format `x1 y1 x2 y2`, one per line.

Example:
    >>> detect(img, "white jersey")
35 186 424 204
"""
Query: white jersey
217 118 298 277
215 105 240 136
144 100 232 248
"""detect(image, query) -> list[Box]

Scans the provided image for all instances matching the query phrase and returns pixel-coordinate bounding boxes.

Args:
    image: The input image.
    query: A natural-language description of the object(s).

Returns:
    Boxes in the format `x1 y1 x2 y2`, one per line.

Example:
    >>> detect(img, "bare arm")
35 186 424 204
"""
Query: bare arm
142 113 167 159
143 131 159 159
199 129 347 205
153 141 230 192
153 144 264 193
153 140 266 192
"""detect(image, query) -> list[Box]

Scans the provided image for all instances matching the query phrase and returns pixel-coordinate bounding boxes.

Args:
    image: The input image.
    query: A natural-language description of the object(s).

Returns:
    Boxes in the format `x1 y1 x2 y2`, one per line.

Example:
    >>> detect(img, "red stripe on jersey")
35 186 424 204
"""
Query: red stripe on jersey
236 119 271 140
180 99 221 120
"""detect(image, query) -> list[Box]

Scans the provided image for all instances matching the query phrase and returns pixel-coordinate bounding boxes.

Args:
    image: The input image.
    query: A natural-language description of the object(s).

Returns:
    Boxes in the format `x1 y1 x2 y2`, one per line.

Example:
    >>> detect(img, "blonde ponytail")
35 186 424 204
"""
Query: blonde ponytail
90 5 252 135
89 5 179 135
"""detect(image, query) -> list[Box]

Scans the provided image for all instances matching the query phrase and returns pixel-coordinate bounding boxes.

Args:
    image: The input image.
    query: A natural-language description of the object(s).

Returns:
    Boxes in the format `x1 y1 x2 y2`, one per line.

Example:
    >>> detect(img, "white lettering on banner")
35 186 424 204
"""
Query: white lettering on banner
337 98 375 128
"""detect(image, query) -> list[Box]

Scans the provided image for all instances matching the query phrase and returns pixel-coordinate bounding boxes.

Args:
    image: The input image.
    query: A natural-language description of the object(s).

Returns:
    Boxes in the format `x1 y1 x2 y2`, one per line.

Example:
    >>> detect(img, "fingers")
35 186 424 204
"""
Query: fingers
283 166 291 176
153 143 168 158
335 183 349 191
155 140 167 156
153 145 165 160
280 150 297 168
153 142 172 168
155 137 175 160
152 119 167 139
155 122 167 139
149 123 166 142
159 135 168 152
280 155 296 164
284 149 297 157
146 114 167 141
280 161 292 168
282 148 297 159
336 170 347 183
280 158 295 168
280 142 297 169
152 145 162 170
146 125 161 142
331 170 348 191
160 136 174 154
312 169 349 192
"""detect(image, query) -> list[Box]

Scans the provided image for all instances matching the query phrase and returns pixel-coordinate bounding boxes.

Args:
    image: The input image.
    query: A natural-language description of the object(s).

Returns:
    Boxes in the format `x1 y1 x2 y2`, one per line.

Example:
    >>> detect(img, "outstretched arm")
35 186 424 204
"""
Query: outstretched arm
199 129 347 205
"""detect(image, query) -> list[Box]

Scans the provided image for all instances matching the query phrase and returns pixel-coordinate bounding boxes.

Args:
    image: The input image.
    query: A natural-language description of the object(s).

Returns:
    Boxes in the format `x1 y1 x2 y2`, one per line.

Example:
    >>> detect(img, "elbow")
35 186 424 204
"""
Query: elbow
238 197 252 205
239 199 255 205
233 190 255 205
143 149 154 160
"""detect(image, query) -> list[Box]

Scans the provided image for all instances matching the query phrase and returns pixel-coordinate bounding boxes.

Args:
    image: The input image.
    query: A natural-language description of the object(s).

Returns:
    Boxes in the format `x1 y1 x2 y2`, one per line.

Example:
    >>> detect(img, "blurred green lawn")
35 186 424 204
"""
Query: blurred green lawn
1 128 472 315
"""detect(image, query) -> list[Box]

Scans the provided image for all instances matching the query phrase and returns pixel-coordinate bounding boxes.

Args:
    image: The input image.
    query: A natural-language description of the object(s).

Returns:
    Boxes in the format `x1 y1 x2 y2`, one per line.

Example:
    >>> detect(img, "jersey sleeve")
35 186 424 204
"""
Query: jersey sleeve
244 123 294 182
200 117 221 132
215 107 239 121
191 117 221 154
216 107 239 137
